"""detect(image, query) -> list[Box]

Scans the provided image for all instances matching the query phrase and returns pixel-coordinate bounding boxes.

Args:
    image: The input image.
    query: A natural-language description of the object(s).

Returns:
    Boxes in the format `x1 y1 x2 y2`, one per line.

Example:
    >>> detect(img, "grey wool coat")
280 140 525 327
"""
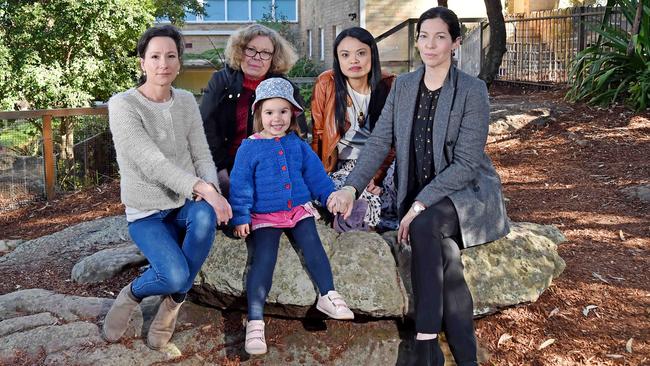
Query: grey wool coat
345 65 510 247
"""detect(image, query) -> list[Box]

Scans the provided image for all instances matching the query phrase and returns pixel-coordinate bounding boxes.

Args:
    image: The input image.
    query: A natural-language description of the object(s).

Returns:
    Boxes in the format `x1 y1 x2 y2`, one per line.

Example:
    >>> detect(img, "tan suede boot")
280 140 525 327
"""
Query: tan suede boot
146 296 183 350
101 283 140 342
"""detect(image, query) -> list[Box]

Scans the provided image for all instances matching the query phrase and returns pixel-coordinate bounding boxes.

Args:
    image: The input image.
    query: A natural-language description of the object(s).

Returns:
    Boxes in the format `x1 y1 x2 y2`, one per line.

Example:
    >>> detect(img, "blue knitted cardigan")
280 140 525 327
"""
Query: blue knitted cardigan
229 132 335 225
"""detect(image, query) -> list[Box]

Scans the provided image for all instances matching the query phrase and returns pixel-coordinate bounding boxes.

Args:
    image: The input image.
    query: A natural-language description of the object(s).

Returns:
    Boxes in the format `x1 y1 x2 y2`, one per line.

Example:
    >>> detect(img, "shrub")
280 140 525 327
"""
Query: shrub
566 0 650 110
288 57 323 77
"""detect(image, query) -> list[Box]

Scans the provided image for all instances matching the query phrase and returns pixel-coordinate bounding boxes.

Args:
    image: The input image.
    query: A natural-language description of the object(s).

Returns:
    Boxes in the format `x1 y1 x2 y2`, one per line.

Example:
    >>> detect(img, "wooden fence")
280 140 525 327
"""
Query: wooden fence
0 107 109 205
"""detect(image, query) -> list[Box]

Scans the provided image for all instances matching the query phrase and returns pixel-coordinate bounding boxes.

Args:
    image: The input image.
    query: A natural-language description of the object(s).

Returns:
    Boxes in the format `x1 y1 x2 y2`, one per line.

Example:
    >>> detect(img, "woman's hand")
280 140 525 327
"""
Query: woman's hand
398 202 425 245
327 187 355 219
366 180 382 196
193 180 233 225
234 224 250 239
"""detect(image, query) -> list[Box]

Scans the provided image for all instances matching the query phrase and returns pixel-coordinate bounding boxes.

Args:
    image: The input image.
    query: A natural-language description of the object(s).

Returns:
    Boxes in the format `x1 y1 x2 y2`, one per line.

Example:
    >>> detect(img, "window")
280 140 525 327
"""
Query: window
319 28 325 61
228 0 249 21
251 0 268 20
203 0 225 21
307 30 313 59
191 0 297 22
275 0 296 20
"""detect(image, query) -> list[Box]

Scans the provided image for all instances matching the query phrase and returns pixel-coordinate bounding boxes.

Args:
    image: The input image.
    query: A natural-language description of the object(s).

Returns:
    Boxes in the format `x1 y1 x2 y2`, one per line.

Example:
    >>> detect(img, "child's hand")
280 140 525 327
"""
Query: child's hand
327 187 355 219
234 224 250 239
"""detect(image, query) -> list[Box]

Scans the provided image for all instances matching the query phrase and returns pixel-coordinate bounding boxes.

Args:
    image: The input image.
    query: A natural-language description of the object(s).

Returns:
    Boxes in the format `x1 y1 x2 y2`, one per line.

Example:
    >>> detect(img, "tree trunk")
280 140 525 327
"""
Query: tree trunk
437 0 448 7
627 0 644 57
479 0 507 87
59 117 75 170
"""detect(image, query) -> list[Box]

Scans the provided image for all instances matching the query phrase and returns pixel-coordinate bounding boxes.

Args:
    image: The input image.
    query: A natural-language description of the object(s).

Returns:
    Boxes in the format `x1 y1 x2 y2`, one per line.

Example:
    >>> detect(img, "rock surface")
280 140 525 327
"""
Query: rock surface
488 97 573 138
0 216 130 270
195 226 406 318
71 243 146 284
621 184 650 204
196 221 565 318
0 288 419 365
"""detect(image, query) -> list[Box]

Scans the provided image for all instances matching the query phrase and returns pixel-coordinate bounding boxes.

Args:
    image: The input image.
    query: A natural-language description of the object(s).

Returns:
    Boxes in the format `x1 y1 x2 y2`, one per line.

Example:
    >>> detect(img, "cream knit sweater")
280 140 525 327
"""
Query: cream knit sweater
108 88 220 211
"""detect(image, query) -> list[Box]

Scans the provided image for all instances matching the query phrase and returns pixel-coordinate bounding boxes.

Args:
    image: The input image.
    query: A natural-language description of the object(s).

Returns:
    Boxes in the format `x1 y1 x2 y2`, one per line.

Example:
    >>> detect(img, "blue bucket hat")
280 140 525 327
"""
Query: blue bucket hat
251 77 303 116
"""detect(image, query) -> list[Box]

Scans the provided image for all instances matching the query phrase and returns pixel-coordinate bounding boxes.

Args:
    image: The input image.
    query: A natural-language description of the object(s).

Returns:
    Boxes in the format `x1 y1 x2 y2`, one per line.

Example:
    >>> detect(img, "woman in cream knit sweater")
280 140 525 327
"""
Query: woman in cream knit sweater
102 25 232 350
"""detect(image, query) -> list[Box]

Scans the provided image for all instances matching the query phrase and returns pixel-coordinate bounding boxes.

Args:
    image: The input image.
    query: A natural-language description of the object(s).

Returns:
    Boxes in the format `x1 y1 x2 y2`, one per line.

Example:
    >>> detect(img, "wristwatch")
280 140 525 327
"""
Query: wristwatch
412 202 426 214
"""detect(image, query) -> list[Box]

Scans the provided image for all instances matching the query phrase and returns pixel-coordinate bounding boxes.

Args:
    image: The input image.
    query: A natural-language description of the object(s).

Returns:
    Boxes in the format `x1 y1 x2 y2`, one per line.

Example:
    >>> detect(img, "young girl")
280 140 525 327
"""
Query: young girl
229 77 354 355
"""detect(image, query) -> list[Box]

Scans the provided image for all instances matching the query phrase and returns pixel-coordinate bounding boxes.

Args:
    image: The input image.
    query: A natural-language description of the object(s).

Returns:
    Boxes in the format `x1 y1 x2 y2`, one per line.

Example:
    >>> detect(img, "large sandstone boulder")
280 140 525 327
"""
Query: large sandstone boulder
7 216 565 320
194 225 406 318
195 221 565 318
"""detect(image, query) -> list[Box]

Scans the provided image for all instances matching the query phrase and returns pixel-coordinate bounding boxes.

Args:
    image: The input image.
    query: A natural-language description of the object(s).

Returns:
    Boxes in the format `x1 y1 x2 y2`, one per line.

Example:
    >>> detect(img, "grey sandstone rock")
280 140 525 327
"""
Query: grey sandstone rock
621 184 650 204
2 215 566 321
195 223 345 315
196 220 565 318
0 288 416 365
330 231 405 317
384 221 566 317
0 216 129 269
72 243 146 284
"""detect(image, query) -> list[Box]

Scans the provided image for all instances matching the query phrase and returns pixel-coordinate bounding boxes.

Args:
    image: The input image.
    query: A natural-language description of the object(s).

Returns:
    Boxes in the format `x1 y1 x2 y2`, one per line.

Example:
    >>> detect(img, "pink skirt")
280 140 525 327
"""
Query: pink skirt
250 202 320 231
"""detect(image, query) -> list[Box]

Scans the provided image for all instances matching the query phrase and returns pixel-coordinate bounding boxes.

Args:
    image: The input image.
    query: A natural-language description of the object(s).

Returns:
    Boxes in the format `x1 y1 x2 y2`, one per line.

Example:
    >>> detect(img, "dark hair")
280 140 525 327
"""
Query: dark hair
416 7 461 42
136 25 184 86
332 27 386 134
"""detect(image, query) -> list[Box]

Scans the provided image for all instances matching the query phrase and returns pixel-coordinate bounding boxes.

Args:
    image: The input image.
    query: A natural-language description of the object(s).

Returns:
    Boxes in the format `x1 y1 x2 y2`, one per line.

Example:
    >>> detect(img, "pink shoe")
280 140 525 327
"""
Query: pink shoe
244 320 267 355
316 290 354 320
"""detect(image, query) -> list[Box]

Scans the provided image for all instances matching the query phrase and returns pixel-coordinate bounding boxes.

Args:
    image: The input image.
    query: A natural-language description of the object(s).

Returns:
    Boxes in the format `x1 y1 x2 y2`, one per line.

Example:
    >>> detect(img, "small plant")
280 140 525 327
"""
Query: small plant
288 57 322 78
184 48 225 69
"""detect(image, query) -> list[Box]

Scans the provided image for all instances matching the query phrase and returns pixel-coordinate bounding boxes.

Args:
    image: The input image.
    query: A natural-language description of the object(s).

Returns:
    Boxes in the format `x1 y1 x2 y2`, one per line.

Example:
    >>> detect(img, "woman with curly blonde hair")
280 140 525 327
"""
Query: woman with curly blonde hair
200 24 307 196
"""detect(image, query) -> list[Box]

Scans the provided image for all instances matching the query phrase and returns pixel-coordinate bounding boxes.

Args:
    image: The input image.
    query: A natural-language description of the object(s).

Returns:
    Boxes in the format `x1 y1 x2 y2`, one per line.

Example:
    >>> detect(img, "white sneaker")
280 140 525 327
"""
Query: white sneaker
316 290 354 320
244 320 267 355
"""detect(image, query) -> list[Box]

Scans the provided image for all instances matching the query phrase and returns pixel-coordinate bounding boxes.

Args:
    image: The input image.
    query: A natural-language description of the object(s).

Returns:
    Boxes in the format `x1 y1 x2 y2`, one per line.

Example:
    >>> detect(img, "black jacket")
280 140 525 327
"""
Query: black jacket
199 65 308 172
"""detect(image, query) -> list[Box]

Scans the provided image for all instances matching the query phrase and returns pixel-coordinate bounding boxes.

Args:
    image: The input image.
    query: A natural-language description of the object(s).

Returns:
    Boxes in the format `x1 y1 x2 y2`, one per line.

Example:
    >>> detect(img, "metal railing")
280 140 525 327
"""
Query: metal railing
374 17 487 75
0 106 114 208
375 6 631 85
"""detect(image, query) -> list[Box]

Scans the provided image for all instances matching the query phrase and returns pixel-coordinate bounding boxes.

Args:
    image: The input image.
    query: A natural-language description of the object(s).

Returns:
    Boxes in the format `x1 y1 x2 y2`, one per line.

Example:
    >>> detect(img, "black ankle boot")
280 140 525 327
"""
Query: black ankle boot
412 338 445 366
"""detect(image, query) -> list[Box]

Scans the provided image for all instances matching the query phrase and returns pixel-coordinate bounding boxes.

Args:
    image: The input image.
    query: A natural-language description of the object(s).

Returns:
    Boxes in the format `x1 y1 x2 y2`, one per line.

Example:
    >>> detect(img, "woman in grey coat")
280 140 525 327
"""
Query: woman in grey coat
327 7 509 366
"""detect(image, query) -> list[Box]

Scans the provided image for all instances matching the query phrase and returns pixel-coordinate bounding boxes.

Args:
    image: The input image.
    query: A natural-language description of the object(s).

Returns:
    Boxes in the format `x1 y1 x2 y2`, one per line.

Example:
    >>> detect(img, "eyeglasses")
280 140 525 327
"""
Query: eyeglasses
244 47 274 61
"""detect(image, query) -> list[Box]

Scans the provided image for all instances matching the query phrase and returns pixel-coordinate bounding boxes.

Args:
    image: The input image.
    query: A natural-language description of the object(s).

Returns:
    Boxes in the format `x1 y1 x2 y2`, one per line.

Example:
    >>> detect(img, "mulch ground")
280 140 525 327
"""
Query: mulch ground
1 86 648 365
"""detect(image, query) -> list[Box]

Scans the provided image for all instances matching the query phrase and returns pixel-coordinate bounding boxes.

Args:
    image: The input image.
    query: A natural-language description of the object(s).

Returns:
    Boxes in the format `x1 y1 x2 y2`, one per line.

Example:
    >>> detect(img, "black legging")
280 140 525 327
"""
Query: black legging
409 197 477 364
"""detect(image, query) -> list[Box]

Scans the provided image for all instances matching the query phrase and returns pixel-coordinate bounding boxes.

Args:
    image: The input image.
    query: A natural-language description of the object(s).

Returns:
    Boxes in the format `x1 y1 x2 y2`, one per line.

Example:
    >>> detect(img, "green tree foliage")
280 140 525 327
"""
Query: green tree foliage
0 28 14 110
566 0 650 110
0 0 154 109
0 0 204 110
153 0 204 25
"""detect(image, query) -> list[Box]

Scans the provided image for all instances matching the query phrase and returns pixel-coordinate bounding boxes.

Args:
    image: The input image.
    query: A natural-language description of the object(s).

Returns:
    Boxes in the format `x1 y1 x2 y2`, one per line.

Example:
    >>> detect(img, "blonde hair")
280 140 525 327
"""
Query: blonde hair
253 98 302 135
225 24 298 75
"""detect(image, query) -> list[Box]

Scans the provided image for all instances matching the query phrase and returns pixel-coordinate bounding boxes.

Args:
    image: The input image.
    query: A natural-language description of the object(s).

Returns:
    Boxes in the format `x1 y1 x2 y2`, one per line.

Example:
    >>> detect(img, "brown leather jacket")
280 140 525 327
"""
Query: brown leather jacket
311 69 396 184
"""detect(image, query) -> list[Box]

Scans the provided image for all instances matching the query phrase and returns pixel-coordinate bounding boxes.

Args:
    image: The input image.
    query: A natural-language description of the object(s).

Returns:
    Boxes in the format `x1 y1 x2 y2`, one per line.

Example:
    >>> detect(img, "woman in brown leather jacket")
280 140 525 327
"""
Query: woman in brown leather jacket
311 27 396 229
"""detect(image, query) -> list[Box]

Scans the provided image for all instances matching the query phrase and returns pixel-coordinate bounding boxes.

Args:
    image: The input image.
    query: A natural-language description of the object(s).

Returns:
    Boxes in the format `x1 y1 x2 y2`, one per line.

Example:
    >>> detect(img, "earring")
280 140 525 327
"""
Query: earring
142 71 147 76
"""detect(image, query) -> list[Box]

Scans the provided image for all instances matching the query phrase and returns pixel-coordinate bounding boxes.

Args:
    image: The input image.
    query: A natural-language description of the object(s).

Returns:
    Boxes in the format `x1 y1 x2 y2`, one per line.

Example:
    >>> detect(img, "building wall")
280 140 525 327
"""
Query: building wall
299 0 359 69
511 0 558 14
180 22 301 55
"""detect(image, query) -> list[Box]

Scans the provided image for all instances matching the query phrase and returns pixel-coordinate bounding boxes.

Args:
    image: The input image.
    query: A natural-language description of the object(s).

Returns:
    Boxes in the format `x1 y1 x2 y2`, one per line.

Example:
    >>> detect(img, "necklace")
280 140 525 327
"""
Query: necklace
347 82 370 125
137 87 173 103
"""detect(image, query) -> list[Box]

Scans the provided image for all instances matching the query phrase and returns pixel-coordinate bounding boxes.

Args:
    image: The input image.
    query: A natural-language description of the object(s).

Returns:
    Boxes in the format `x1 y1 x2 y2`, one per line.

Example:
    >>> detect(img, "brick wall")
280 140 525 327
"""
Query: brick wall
363 0 430 38
299 0 359 70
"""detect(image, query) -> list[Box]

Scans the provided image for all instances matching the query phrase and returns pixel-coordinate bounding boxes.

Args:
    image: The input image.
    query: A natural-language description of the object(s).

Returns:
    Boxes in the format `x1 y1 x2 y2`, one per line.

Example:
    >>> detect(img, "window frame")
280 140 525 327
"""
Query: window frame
191 0 298 23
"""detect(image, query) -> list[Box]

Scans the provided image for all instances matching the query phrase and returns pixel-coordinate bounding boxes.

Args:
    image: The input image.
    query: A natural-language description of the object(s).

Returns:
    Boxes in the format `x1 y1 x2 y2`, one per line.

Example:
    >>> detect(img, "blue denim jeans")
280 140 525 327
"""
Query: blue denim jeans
128 199 217 300
246 217 335 320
